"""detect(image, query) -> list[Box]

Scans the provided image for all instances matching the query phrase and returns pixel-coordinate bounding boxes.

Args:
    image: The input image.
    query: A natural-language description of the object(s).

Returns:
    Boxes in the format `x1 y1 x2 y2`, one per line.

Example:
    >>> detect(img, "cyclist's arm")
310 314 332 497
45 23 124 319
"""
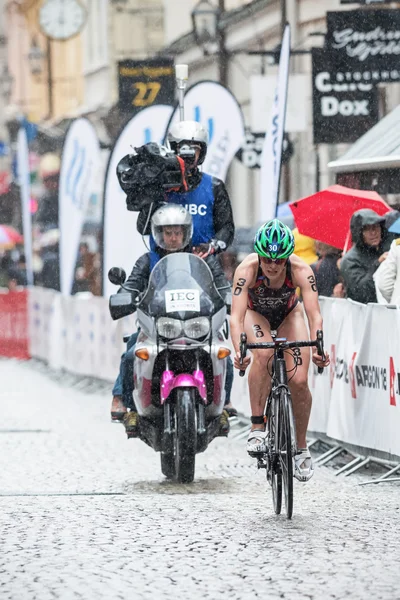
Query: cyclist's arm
230 263 253 356
296 263 323 340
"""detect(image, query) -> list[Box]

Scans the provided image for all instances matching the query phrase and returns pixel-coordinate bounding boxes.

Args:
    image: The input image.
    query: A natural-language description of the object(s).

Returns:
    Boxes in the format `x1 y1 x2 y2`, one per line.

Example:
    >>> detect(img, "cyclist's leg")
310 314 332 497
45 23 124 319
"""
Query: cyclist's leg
244 310 274 422
223 356 237 416
277 304 311 450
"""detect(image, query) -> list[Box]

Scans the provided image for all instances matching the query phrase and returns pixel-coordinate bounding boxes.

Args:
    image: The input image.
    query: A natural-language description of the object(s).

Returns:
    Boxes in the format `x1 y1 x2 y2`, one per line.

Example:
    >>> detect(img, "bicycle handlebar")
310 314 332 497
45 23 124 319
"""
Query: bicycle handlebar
238 329 326 377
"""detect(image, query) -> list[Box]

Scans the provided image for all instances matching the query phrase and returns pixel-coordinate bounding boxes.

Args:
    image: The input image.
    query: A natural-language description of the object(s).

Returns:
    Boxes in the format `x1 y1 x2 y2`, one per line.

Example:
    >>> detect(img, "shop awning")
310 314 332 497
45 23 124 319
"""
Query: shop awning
328 105 400 173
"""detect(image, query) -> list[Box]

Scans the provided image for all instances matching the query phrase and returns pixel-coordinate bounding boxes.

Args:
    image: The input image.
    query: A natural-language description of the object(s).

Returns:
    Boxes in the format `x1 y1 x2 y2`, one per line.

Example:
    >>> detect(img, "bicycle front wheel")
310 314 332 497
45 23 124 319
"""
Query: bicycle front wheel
267 394 282 515
277 388 295 519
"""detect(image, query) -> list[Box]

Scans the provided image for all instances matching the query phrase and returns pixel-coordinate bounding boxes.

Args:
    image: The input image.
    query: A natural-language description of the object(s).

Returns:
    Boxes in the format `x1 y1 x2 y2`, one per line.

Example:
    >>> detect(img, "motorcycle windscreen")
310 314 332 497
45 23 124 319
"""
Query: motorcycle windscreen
139 253 225 319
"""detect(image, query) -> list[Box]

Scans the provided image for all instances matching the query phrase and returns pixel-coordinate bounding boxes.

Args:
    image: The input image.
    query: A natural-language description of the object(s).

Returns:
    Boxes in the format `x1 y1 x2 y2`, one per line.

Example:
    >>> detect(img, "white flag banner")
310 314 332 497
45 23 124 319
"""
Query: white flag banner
165 81 245 182
259 24 291 222
17 128 33 285
59 118 101 295
103 104 174 297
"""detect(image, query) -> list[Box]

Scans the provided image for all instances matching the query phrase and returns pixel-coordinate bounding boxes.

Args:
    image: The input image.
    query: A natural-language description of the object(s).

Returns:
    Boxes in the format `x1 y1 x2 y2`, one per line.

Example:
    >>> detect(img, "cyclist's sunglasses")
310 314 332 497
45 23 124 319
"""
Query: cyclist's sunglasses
261 257 287 265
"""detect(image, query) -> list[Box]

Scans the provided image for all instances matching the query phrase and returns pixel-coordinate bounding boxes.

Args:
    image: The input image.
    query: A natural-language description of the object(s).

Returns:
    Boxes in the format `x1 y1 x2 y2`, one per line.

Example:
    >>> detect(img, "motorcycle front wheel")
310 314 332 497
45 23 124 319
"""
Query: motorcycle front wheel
174 388 197 483
160 452 175 479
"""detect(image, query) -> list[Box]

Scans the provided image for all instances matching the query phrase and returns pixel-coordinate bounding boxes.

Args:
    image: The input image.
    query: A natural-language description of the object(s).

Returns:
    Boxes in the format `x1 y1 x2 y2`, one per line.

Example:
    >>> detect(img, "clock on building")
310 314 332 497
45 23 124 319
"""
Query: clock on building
39 0 87 41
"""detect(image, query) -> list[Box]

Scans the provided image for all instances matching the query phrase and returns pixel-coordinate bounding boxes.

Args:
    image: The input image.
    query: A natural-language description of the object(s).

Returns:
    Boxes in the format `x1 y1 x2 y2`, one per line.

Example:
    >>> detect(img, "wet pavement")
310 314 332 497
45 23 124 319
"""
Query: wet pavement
1 359 399 600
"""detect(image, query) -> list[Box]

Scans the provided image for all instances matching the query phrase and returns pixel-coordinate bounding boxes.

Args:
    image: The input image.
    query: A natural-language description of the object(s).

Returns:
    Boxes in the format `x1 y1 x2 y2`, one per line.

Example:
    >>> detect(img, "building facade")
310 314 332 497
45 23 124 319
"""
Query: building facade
160 0 400 227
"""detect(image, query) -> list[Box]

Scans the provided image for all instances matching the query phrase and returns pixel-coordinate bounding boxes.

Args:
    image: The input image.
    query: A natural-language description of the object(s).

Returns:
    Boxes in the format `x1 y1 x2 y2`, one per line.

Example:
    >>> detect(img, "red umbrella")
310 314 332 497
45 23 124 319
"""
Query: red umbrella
0 225 23 248
289 185 391 250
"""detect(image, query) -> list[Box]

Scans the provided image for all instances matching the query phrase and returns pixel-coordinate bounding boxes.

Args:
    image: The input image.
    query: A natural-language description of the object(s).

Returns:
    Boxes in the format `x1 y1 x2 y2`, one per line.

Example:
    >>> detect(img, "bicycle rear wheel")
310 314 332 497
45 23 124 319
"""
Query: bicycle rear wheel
277 388 295 519
267 395 282 515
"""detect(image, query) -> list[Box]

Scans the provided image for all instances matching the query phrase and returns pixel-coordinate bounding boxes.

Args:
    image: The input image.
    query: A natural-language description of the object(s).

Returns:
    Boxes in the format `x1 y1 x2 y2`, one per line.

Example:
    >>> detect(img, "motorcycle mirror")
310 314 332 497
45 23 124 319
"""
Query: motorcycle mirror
108 267 126 286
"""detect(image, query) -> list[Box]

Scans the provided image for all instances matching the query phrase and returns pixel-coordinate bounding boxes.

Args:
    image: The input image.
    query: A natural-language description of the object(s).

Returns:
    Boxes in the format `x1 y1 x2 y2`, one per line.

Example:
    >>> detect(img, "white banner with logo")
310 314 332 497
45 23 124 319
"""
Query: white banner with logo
103 104 174 297
59 118 101 295
17 128 33 285
259 24 291 222
309 298 400 458
165 81 245 182
28 286 135 380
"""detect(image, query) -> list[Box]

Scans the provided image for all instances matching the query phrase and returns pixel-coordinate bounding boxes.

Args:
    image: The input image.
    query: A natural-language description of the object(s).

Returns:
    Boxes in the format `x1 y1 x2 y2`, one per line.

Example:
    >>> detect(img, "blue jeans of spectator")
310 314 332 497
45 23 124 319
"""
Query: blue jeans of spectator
112 331 234 410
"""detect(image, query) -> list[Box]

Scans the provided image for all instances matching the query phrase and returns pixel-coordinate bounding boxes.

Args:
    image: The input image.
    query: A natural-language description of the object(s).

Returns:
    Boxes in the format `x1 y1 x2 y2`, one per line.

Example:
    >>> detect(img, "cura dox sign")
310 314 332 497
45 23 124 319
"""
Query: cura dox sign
165 289 200 313
312 47 379 144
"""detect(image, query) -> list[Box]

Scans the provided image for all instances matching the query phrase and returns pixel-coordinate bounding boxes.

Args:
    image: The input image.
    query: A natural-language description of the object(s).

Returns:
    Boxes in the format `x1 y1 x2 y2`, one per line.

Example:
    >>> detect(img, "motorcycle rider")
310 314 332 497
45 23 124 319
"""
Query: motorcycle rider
113 120 237 419
110 204 233 437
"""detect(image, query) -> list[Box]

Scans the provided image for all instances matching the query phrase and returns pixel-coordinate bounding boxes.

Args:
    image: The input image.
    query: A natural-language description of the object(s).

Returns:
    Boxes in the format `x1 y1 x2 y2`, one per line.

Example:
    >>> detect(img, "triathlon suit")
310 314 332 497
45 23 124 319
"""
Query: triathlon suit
247 256 299 330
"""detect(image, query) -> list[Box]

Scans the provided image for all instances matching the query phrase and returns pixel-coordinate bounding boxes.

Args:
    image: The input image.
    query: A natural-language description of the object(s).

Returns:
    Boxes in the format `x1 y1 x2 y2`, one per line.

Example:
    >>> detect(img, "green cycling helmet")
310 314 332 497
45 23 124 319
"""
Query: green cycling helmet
254 219 295 260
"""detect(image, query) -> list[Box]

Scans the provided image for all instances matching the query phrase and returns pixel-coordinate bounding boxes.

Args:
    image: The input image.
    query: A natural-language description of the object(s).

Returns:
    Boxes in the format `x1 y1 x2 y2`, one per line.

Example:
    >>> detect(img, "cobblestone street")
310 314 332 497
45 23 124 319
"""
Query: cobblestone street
1 359 399 600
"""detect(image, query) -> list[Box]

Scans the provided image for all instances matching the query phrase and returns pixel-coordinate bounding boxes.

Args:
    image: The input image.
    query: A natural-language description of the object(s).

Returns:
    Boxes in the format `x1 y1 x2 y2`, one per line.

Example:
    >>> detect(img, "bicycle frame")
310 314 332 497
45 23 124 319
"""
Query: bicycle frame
238 329 325 519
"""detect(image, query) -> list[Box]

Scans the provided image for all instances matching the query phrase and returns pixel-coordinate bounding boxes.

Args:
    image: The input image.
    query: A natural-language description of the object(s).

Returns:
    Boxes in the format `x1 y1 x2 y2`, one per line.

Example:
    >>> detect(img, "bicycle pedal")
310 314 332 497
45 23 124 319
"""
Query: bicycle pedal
257 458 267 469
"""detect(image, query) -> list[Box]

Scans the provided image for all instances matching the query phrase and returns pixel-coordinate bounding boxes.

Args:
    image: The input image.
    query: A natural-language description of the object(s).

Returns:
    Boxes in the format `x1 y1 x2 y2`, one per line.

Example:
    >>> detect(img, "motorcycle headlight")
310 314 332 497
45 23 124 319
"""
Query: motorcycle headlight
157 317 182 339
184 317 210 339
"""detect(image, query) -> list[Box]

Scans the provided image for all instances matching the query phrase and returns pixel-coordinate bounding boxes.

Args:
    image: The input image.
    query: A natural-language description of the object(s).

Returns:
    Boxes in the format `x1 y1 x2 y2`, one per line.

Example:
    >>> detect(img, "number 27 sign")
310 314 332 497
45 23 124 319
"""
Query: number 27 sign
118 58 175 114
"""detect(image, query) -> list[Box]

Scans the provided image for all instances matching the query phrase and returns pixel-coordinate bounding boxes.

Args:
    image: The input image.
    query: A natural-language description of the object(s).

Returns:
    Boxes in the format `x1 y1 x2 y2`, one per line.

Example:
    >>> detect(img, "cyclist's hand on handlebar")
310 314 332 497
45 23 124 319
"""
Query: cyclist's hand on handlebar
234 351 251 371
312 351 330 368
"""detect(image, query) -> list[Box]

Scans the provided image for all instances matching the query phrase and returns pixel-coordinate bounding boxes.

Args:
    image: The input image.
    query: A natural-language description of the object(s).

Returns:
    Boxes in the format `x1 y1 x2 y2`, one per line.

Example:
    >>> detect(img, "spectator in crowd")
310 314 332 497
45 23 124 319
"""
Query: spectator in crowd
311 243 342 297
292 228 318 265
72 243 91 294
340 209 390 304
35 153 61 232
7 253 28 287
0 252 12 287
384 209 400 246
71 242 102 296
86 251 102 296
374 238 400 304
39 229 60 291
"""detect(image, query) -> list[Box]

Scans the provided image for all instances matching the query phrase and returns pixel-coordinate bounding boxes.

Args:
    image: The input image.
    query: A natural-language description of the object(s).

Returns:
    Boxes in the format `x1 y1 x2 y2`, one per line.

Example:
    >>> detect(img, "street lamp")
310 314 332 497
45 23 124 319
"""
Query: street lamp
0 63 13 101
28 37 46 76
192 0 220 47
192 0 228 86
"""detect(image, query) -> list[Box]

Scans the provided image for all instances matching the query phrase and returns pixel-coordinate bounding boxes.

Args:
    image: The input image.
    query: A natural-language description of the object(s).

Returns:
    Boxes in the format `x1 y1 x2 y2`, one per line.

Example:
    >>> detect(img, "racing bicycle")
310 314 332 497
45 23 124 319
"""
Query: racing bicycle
239 330 325 519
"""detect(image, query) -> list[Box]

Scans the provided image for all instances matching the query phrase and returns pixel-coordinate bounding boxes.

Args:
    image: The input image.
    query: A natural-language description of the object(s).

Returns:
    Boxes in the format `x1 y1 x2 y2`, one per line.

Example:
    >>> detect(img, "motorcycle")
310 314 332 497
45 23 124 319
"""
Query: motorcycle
109 252 231 483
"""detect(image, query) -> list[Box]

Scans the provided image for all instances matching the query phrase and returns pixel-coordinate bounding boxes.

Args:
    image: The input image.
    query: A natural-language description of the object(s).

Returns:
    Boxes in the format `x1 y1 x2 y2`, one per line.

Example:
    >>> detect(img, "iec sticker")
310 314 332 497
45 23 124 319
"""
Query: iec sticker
165 289 200 312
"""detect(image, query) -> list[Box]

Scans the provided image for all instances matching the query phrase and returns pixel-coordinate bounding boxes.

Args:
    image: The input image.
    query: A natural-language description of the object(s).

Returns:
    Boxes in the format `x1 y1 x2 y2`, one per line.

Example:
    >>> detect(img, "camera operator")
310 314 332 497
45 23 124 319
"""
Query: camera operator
116 121 235 259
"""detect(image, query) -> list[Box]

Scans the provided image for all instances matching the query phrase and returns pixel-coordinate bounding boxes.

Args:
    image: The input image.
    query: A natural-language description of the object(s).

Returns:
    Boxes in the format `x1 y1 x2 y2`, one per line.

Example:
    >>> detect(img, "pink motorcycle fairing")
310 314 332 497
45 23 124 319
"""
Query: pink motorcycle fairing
160 370 207 404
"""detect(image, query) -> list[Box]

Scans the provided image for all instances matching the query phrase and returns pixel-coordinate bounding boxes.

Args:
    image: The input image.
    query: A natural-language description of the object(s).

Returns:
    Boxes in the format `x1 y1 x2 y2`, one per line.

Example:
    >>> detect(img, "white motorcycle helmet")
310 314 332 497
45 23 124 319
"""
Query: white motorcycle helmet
167 120 208 165
151 204 193 251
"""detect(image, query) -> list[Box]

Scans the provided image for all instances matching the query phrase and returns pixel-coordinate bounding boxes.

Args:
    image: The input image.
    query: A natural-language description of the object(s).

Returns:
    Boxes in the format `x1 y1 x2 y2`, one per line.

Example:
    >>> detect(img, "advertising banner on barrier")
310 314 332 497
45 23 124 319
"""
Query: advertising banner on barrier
59 118 101 295
308 297 400 458
28 287 135 380
328 303 400 456
164 81 245 182
102 104 174 297
259 24 291 222
22 285 400 457
17 128 33 285
0 290 30 359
